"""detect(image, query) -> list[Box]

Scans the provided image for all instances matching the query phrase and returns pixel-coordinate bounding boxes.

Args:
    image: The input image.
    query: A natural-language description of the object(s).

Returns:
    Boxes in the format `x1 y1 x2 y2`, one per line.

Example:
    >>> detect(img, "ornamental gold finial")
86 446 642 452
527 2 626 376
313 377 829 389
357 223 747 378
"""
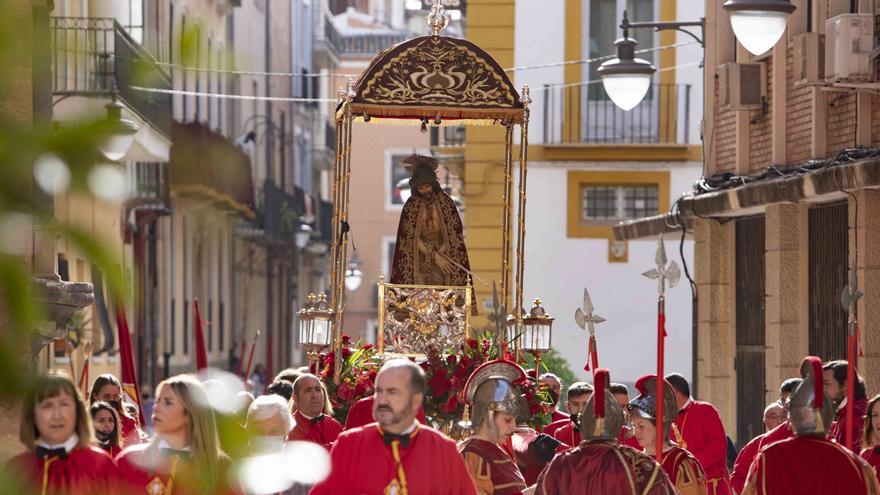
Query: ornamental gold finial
521 85 532 107
426 0 449 37
345 77 355 100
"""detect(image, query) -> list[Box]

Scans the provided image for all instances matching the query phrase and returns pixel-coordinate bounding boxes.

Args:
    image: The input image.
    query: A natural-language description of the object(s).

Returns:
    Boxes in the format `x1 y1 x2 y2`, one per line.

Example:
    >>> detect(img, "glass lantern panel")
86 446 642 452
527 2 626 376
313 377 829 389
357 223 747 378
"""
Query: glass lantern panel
313 319 330 346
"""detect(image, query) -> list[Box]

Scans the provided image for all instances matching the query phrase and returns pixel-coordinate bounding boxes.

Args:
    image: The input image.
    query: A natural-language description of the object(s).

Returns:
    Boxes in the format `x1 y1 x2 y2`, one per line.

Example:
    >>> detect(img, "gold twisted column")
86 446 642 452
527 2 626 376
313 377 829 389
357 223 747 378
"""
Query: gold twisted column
514 87 531 329
501 123 514 311
332 83 355 384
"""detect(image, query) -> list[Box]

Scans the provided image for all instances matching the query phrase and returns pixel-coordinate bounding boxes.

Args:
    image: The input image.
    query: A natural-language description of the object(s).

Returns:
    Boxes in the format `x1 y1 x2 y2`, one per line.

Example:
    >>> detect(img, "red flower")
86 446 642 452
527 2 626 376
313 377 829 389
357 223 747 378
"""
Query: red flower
446 355 457 366
341 347 352 360
467 339 479 349
337 380 355 402
429 372 452 397
341 334 351 345
360 343 375 350
419 361 430 371
440 393 459 413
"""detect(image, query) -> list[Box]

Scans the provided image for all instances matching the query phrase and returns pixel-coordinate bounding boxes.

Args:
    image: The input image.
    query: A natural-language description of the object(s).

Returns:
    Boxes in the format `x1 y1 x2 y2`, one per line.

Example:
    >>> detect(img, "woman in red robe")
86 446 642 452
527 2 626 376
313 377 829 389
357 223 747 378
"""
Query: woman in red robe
860 394 880 481
5 373 119 495
116 374 235 495
89 374 144 448
90 401 123 458
458 360 529 495
628 375 708 495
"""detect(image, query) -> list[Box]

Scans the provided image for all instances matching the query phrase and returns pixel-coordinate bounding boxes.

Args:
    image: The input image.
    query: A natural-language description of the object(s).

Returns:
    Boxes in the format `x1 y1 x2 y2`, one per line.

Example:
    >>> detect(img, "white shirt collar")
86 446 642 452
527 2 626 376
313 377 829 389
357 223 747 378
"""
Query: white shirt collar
35 433 79 453
401 420 419 435
298 410 320 421
158 438 191 452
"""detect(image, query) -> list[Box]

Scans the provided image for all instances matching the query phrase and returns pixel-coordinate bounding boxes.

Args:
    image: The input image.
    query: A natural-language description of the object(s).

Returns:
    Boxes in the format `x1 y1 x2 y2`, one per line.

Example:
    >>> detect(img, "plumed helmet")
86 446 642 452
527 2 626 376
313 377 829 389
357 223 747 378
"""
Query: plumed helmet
627 374 678 441
464 359 527 429
579 368 624 440
789 356 834 436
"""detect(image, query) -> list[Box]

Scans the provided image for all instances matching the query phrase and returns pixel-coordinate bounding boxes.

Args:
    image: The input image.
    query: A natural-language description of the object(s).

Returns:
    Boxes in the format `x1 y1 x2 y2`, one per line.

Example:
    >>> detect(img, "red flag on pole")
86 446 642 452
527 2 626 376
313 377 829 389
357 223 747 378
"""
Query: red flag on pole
116 303 145 428
193 300 208 371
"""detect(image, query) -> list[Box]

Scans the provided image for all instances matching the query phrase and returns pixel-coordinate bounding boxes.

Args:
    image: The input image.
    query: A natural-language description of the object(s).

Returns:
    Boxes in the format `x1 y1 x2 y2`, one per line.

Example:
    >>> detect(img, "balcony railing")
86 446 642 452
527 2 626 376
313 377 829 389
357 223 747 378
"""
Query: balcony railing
339 33 409 55
542 82 692 145
127 162 170 204
50 17 172 138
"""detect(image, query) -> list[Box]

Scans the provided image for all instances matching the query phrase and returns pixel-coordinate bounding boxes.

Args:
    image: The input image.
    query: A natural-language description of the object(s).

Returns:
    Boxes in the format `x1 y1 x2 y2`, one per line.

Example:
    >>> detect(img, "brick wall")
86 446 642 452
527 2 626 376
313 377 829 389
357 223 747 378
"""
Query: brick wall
749 58 772 172
786 44 813 165
714 78 737 174
827 93 856 152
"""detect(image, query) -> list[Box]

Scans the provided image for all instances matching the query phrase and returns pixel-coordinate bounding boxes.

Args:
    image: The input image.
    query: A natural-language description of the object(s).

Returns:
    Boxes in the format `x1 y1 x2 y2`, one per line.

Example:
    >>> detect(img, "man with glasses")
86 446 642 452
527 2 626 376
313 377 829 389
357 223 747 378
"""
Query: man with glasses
730 402 786 494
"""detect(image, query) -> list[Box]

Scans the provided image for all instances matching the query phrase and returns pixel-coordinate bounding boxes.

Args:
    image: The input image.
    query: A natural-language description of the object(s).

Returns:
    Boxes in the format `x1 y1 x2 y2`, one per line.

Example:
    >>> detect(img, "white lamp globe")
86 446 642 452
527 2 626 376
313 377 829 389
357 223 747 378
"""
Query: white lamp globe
597 37 656 111
724 0 795 56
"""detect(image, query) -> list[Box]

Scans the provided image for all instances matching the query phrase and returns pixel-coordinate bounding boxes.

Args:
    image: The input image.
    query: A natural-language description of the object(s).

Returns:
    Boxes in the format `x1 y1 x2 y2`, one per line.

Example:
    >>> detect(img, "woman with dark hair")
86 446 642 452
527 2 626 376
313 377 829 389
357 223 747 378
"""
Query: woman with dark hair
116 374 235 494
90 401 122 458
860 394 880 480
89 373 144 448
824 360 869 453
5 373 119 494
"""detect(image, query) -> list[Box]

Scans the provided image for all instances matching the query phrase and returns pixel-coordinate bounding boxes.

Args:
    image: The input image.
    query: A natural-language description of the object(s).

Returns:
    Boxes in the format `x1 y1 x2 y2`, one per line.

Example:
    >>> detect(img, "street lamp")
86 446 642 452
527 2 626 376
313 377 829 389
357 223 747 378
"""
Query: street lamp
99 97 139 161
298 293 335 369
507 298 555 369
723 0 796 56
597 35 656 111
599 10 704 111
344 251 364 292
295 223 313 249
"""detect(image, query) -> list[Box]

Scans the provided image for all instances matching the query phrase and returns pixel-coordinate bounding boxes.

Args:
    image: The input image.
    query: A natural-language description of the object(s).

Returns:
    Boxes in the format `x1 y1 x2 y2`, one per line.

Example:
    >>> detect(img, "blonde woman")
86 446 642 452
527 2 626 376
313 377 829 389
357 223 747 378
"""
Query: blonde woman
116 374 234 494
5 373 119 495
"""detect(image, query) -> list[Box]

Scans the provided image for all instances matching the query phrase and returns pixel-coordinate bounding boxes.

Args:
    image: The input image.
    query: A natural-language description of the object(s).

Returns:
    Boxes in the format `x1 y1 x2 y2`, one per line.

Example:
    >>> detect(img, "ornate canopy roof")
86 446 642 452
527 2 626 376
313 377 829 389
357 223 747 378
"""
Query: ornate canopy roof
338 35 526 125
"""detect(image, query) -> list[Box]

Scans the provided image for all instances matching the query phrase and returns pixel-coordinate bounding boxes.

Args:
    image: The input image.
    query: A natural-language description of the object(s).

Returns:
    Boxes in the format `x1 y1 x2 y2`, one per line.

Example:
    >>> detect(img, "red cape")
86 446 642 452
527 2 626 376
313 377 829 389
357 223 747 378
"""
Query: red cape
459 437 526 495
743 435 878 495
288 410 343 450
120 413 144 448
661 445 708 495
860 447 880 484
618 425 642 449
535 439 675 495
309 423 477 494
730 433 763 494
674 400 730 495
543 418 568 438
552 422 581 449
116 443 236 495
830 398 868 453
758 422 793 450
5 446 119 495
343 396 427 430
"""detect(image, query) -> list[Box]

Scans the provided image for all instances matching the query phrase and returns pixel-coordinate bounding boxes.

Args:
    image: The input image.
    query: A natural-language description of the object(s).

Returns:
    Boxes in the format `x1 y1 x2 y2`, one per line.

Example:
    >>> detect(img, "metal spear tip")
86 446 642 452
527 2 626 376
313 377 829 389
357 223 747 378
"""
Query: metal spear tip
654 235 668 268
582 287 595 315
667 261 681 289
575 308 586 329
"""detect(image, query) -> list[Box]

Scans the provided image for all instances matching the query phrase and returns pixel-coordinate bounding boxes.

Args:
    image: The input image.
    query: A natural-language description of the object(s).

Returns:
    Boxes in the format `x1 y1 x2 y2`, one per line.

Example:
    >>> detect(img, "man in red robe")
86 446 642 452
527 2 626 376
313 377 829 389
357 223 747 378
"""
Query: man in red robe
667 373 731 495
538 373 568 427
729 401 786 494
824 359 869 453
536 368 676 495
310 359 477 494
458 359 529 494
742 356 880 495
344 395 427 430
628 375 708 495
546 381 591 443
287 374 342 449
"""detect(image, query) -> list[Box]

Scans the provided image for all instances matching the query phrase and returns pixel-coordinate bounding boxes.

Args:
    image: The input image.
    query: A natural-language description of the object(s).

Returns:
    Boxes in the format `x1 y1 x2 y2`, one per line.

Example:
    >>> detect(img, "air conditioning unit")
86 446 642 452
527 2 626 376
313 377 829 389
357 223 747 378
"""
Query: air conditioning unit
825 13 874 82
793 32 825 86
718 63 764 110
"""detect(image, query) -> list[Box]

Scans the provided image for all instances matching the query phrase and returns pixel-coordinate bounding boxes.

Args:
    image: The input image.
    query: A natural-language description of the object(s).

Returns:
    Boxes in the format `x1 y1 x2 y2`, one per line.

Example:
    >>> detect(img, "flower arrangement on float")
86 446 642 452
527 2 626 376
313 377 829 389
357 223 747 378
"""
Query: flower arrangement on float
317 333 555 433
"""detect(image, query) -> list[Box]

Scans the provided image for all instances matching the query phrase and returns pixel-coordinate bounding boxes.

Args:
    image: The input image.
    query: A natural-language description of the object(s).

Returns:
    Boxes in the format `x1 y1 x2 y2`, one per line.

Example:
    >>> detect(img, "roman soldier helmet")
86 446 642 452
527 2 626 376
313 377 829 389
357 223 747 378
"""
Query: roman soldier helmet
627 374 678 441
579 368 624 440
463 359 527 429
789 356 834 436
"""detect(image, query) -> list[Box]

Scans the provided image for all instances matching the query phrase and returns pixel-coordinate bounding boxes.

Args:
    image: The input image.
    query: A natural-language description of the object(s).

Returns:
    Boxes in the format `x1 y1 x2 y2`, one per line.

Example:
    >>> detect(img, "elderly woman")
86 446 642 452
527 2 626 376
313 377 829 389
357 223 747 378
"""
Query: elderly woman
245 394 295 453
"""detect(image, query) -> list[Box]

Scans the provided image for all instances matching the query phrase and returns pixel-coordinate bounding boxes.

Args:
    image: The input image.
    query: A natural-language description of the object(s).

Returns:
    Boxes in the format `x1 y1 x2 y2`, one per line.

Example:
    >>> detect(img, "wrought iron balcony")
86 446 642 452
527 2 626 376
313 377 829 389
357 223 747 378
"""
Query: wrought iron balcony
542 82 692 145
50 17 172 138
127 162 170 205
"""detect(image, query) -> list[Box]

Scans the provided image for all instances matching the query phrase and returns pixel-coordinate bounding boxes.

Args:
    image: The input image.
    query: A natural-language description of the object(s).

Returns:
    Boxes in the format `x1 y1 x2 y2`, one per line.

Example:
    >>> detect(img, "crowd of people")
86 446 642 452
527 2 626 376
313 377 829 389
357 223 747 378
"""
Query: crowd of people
5 354 880 494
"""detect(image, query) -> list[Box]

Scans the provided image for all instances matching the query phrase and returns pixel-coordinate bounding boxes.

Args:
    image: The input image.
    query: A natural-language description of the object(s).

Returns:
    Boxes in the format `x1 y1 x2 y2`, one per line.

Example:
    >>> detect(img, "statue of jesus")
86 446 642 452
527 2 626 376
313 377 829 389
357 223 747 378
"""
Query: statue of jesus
390 154 472 288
